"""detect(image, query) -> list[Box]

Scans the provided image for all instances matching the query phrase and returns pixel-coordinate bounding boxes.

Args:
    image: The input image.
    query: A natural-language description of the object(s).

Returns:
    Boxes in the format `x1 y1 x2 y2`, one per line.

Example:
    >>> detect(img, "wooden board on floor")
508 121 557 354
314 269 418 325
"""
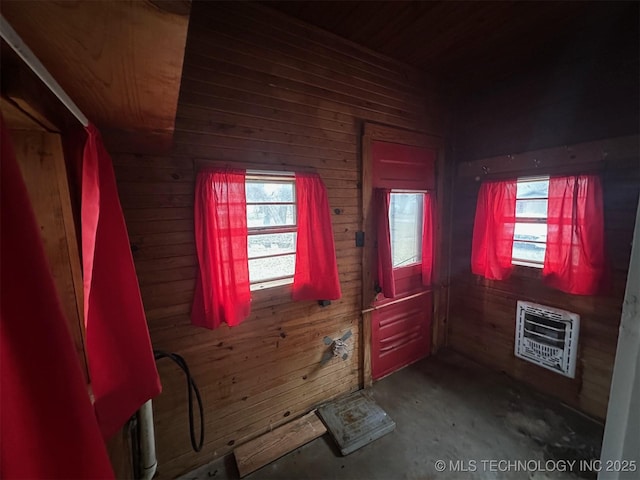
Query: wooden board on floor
234 410 327 477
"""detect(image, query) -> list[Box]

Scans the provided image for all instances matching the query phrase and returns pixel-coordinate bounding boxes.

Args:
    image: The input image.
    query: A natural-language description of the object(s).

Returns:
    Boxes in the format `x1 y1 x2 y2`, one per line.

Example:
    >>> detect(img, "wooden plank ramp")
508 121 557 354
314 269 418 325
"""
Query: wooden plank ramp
234 410 327 477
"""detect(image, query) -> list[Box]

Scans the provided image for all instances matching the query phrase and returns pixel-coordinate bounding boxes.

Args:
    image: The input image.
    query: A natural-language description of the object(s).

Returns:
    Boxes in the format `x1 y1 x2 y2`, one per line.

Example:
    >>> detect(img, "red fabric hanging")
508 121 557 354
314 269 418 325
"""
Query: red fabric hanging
421 193 435 286
192 168 251 327
82 125 161 439
543 175 606 295
293 172 342 301
1 118 114 478
375 188 396 298
471 180 517 280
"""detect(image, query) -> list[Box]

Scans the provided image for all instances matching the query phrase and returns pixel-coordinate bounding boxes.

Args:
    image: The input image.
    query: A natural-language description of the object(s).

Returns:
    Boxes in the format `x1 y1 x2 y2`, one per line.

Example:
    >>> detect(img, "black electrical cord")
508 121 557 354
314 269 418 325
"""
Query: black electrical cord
154 350 204 452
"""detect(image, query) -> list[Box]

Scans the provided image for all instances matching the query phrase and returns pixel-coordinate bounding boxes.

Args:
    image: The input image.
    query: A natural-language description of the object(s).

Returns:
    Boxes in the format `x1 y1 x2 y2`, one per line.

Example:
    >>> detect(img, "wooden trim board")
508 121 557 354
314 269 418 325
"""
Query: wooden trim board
193 158 317 174
233 410 327 477
457 134 639 178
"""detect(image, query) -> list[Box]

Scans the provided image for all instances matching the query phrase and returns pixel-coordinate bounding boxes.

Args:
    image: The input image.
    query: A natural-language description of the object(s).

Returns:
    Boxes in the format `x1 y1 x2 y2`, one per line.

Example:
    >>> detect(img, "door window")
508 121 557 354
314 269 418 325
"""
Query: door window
389 192 423 268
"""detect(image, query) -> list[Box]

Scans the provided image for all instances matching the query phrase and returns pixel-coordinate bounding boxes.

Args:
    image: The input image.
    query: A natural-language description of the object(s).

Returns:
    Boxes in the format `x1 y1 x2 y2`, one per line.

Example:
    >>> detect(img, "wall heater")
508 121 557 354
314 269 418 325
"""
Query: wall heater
515 301 580 378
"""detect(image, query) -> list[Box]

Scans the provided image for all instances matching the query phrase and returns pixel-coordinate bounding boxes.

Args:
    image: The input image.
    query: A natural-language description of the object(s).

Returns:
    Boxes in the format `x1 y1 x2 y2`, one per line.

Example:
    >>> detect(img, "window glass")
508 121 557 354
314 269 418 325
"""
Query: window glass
389 193 423 268
246 180 294 203
516 199 548 218
516 179 549 199
247 205 295 228
512 178 549 267
512 241 546 264
514 222 547 243
248 254 296 283
248 233 296 258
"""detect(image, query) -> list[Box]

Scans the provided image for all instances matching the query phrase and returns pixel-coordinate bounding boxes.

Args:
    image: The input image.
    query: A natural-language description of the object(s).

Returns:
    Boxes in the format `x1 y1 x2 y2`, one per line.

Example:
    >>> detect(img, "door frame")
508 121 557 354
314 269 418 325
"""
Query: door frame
360 122 445 387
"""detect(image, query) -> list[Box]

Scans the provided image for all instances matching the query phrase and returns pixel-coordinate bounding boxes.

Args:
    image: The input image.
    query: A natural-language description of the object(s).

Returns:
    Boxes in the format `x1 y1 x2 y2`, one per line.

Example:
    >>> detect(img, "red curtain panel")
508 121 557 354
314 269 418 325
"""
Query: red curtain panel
543 175 606 295
192 168 251 328
471 180 517 280
82 125 161 439
1 118 114 478
375 188 396 298
421 193 435 286
293 172 342 301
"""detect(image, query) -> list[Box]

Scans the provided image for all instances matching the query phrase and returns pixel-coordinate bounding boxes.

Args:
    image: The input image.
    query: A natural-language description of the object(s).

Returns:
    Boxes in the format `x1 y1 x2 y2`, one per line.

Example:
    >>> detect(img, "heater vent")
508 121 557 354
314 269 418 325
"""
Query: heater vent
515 301 580 378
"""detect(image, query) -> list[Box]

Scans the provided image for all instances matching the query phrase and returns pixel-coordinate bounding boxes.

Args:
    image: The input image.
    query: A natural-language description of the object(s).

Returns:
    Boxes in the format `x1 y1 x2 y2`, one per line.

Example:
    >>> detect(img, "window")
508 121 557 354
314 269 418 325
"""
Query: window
193 168 340 329
246 172 297 289
389 192 423 268
472 174 605 292
512 177 549 267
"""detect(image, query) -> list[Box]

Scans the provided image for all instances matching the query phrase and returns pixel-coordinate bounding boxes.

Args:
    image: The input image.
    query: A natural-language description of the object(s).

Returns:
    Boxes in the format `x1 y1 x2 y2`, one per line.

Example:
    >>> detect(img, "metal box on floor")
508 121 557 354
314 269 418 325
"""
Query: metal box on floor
318 390 396 455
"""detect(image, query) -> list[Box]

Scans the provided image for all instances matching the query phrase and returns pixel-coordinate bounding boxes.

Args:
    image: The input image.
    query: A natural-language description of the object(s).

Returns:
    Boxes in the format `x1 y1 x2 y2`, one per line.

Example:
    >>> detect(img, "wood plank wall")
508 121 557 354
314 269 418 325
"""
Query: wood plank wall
448 58 639 419
109 2 442 477
8 128 88 381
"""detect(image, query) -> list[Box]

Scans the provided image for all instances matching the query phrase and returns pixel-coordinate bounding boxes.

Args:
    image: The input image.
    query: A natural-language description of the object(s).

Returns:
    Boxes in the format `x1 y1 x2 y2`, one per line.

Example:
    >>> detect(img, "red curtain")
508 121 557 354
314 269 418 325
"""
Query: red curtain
192 168 251 327
1 118 114 478
375 188 396 298
543 175 606 295
293 172 342 301
82 125 161 439
471 180 517 280
421 193 435 286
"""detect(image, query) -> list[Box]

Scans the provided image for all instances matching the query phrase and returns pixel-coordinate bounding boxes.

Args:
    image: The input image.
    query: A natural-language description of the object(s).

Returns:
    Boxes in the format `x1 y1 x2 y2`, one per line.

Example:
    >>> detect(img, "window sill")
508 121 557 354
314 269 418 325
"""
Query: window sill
511 263 543 280
250 277 293 292
512 259 543 269
250 278 293 306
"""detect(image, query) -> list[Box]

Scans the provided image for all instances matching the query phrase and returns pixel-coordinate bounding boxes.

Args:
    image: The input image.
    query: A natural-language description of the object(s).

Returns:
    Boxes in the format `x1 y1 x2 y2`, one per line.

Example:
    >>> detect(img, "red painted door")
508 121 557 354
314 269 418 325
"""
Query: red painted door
370 141 436 380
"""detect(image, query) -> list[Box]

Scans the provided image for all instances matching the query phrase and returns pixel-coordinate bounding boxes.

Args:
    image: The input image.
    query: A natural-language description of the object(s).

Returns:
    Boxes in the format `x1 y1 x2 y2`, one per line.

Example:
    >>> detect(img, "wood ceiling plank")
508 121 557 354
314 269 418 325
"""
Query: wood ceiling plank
395 2 514 67
364 2 439 52
265 1 638 91
340 2 408 46
423 3 570 67
325 3 366 33
1 0 190 139
237 2 425 84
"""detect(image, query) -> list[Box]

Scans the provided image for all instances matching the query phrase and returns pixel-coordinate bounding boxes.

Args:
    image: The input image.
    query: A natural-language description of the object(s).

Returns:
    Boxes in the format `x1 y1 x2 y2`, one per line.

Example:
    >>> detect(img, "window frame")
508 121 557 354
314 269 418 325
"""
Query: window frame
245 171 297 291
512 176 549 269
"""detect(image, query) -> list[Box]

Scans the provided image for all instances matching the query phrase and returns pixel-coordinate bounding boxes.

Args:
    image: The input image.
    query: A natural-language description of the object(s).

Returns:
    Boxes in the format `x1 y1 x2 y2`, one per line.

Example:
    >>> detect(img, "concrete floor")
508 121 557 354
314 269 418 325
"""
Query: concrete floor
180 351 603 480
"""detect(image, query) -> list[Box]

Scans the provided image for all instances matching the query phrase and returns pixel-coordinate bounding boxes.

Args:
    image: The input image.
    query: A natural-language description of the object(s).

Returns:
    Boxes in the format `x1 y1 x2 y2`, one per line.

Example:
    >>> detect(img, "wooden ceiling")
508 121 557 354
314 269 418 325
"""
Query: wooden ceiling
1 0 191 149
265 1 639 91
1 1 636 144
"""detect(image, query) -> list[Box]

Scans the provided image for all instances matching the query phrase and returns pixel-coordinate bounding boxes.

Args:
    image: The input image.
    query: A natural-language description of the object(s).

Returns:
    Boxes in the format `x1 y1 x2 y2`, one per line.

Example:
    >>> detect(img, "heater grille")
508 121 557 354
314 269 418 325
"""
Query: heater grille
515 301 579 378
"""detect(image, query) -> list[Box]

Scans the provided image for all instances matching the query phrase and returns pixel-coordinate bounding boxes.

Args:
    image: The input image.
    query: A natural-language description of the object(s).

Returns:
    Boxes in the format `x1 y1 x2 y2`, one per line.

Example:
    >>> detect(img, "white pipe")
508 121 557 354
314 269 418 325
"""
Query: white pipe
599 199 640 480
0 14 89 127
138 400 158 480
